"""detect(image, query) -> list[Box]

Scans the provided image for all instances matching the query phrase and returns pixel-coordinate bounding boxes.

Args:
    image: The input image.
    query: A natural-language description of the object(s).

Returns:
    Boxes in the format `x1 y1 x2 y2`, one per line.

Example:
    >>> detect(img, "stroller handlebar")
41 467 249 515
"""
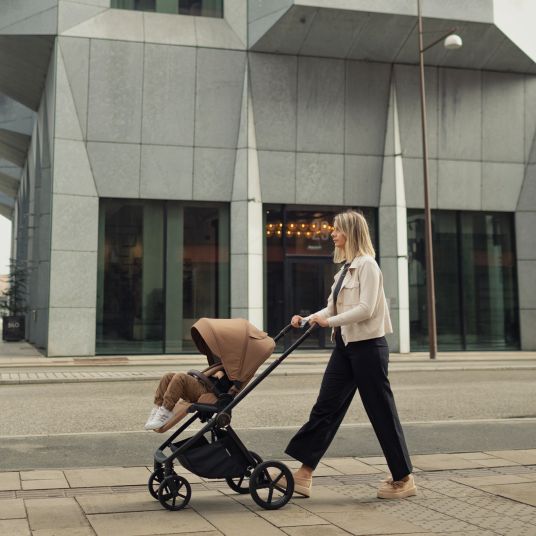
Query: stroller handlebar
272 320 318 343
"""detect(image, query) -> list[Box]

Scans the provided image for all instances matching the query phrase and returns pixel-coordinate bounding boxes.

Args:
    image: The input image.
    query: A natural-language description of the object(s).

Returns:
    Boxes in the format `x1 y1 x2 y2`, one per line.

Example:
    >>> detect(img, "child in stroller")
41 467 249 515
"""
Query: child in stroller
144 365 234 431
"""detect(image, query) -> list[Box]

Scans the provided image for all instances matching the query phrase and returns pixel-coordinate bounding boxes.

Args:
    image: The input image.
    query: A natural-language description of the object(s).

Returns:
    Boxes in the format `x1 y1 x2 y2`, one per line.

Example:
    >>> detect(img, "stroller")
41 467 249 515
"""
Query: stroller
148 317 315 511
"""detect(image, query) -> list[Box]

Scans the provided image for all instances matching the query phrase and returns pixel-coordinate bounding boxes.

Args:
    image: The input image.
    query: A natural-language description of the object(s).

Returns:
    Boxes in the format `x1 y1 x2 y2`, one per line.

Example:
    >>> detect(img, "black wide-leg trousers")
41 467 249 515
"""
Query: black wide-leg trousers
285 333 412 481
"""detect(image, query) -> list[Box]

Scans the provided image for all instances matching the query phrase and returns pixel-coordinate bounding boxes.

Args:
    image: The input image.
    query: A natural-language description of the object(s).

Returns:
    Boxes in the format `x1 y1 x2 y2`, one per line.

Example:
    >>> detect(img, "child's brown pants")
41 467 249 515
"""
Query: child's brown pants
154 372 210 411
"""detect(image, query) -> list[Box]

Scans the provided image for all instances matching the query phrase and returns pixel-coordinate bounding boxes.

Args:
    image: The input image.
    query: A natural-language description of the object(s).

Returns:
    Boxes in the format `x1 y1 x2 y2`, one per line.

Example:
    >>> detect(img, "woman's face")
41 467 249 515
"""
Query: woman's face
331 225 346 250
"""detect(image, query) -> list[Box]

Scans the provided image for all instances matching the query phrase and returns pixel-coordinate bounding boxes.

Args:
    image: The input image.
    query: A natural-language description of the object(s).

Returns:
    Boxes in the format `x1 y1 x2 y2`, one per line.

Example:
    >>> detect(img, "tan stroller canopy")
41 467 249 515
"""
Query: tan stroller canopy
191 318 275 386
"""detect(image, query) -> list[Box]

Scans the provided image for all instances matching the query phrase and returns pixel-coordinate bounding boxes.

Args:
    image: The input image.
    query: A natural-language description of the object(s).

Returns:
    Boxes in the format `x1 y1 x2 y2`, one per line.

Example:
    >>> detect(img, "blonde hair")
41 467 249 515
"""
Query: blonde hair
333 211 375 263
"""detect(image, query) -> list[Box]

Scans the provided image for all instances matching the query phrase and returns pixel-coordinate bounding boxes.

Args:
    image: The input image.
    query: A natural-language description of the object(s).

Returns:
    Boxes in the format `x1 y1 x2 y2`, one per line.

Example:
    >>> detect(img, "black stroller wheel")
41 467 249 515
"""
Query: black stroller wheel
249 461 294 510
157 475 191 511
148 467 177 500
225 451 263 494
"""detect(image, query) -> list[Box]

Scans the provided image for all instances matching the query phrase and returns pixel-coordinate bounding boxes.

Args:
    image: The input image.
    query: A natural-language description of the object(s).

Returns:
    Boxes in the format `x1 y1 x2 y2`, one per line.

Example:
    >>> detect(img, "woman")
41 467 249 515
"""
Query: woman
285 210 415 500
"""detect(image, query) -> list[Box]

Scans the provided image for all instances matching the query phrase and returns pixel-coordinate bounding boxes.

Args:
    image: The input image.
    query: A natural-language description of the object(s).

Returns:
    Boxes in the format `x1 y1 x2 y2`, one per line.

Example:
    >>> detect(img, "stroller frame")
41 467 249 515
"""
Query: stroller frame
149 322 316 511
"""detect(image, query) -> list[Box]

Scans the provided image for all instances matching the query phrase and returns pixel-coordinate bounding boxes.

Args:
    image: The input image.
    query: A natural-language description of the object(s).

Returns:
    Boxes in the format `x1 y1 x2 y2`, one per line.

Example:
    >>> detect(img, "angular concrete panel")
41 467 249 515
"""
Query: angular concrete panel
143 12 195 46
296 153 343 205
59 37 90 139
48 307 96 356
0 0 57 32
517 260 536 310
194 17 245 50
231 201 247 255
62 9 143 42
50 250 97 308
87 142 140 198
394 64 438 158
438 69 482 161
140 145 193 200
297 57 344 153
517 164 536 211
258 150 296 204
0 5 58 35
516 211 536 260
87 39 143 143
142 44 195 146
437 159 481 210
520 309 536 351
346 61 391 156
51 194 98 252
482 71 524 163
481 162 524 211
249 53 297 151
345 155 383 207
248 0 293 23
300 9 363 58
232 148 247 201
193 147 235 201
230 252 248 308
53 139 97 197
58 1 107 34
403 157 438 209
224 0 247 46
378 207 398 258
251 5 314 54
525 76 536 164
195 49 246 148
348 12 415 63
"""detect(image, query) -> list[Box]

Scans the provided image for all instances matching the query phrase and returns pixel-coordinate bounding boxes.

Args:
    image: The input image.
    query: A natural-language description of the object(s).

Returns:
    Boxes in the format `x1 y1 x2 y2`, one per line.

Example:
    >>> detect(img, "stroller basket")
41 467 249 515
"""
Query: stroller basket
173 431 250 479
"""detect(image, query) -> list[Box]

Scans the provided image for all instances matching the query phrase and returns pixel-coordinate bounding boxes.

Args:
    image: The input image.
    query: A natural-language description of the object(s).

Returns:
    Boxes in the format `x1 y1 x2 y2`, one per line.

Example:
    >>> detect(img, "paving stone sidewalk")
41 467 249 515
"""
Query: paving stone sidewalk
1 449 535 536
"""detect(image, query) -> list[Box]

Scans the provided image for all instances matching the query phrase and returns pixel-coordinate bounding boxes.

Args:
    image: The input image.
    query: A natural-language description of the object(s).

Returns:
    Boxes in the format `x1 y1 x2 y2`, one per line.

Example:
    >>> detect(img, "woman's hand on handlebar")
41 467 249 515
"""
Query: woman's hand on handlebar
291 315 304 328
309 314 329 328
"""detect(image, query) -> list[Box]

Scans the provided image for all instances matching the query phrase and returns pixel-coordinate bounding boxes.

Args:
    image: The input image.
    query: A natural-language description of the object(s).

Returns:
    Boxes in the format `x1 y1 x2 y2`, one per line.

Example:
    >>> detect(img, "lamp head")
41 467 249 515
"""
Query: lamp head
444 34 463 50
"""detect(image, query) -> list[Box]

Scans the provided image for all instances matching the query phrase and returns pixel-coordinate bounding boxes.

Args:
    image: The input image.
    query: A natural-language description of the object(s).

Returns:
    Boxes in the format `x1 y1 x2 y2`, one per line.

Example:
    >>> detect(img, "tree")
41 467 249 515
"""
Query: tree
1 258 30 317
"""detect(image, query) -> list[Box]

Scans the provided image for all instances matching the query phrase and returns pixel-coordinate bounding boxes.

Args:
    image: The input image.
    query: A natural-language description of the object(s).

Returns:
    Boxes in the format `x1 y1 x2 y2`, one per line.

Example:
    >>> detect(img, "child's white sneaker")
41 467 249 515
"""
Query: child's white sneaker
144 406 159 430
145 406 173 430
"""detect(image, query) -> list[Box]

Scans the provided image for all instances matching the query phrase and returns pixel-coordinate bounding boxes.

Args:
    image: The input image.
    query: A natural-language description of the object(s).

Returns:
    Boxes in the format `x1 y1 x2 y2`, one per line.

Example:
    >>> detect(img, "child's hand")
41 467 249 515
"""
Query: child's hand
213 370 224 379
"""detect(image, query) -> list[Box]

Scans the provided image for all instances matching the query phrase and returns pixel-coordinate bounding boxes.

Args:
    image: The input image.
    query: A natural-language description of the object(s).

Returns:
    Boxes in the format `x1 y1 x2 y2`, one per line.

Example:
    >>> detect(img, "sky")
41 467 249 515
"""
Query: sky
0 216 12 275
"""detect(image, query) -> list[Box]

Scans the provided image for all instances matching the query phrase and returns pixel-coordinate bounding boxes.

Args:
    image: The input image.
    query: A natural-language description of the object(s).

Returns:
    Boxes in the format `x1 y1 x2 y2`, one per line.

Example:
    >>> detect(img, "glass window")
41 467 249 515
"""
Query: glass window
97 200 229 355
407 209 519 351
111 0 223 18
96 200 164 354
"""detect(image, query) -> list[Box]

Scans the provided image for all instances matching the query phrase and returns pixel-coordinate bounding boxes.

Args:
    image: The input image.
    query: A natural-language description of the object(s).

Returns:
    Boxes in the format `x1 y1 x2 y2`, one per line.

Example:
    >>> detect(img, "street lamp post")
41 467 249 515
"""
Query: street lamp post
417 0 462 359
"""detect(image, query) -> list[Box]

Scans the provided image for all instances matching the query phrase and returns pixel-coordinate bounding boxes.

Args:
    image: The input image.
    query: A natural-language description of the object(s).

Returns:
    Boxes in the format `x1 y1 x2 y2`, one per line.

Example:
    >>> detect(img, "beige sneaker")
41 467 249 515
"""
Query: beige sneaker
269 470 312 497
377 474 416 499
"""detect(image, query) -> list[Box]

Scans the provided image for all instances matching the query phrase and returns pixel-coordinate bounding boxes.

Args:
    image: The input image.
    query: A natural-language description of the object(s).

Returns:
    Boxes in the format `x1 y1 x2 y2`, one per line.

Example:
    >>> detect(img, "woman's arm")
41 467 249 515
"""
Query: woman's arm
327 260 381 327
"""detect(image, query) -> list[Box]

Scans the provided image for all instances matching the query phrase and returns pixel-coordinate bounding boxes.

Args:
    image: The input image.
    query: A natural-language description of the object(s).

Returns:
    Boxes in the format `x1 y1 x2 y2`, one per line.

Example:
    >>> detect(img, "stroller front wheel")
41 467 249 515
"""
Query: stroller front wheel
148 467 178 500
249 461 294 510
157 475 191 511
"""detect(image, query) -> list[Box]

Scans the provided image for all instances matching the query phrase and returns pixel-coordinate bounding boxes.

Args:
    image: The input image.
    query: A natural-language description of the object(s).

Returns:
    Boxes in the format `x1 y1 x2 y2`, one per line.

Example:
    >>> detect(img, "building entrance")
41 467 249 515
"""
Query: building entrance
284 257 338 349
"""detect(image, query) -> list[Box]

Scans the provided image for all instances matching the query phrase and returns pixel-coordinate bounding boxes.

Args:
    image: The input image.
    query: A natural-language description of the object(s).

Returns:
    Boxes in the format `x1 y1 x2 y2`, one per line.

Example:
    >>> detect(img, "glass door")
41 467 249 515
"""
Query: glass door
284 257 338 349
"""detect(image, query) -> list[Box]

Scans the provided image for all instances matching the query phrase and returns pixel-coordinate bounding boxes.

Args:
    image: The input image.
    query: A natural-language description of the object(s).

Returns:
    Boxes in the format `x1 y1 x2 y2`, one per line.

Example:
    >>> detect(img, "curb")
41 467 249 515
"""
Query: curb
2 363 536 385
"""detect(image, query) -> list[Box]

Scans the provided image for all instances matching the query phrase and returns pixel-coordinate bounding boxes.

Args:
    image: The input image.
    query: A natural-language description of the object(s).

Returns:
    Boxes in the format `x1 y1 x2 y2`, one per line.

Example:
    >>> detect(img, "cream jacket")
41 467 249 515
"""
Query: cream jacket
307 255 393 345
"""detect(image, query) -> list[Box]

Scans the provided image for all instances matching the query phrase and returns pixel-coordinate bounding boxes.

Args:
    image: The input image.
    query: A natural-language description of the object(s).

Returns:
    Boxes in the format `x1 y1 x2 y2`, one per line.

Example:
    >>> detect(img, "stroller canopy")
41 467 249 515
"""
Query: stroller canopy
191 318 275 385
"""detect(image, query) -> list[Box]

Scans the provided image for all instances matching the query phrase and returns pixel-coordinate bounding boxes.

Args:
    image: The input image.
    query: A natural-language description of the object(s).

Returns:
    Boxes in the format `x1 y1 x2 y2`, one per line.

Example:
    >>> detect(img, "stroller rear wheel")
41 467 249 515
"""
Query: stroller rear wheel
157 474 191 511
225 451 263 494
249 461 294 510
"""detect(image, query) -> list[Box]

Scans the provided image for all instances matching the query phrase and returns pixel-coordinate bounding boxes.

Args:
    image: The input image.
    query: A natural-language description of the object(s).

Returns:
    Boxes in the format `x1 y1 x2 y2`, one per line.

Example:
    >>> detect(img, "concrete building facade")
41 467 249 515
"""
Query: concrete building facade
0 0 535 356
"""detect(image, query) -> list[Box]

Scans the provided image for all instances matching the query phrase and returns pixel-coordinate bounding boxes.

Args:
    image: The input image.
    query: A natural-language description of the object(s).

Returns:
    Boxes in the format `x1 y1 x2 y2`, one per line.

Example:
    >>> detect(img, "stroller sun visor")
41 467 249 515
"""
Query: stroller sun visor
191 318 275 385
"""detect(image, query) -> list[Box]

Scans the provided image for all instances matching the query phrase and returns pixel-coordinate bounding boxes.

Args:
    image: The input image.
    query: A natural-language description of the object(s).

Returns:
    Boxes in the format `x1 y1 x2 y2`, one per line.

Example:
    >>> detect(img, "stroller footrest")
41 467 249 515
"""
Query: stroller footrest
189 403 218 414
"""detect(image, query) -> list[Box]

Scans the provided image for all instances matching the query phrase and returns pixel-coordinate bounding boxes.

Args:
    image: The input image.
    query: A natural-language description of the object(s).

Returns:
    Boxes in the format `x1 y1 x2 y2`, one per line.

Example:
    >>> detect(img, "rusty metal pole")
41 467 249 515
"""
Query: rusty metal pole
417 0 438 359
